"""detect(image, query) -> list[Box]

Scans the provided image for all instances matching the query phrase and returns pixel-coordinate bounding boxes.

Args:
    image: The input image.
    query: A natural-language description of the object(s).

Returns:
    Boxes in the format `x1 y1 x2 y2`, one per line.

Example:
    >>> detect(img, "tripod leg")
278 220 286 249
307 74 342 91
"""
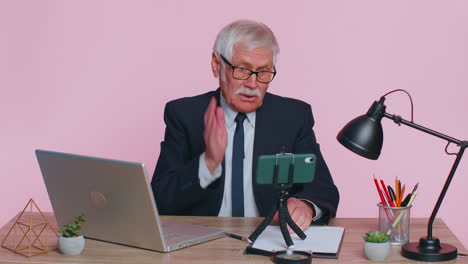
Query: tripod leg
250 162 281 243
281 156 307 240
283 206 307 240
248 200 279 243
279 202 294 247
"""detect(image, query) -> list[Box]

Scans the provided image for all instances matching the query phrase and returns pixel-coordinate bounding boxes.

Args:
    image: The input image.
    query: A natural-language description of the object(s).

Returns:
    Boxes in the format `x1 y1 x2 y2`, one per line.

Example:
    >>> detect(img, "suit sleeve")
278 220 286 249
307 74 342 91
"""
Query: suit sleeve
292 104 339 224
150 102 218 215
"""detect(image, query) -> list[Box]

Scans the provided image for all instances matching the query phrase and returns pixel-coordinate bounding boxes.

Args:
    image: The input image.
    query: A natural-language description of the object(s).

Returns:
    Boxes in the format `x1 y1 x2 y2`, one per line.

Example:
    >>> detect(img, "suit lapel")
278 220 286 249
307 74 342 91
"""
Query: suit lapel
252 98 269 176
252 93 277 215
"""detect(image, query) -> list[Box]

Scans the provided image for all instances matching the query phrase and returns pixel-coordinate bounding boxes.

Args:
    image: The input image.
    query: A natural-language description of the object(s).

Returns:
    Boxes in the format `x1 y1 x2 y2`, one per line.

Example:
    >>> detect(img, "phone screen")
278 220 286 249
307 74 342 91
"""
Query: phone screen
255 154 316 184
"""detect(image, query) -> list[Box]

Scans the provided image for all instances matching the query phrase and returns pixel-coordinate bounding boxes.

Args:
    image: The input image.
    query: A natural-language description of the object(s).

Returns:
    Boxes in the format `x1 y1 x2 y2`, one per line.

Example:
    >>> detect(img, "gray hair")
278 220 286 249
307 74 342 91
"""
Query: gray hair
213 20 279 77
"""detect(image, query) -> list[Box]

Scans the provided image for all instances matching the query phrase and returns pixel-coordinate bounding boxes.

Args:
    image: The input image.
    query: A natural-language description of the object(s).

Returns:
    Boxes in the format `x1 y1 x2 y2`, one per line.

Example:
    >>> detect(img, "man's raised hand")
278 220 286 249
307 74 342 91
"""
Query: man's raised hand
204 96 227 173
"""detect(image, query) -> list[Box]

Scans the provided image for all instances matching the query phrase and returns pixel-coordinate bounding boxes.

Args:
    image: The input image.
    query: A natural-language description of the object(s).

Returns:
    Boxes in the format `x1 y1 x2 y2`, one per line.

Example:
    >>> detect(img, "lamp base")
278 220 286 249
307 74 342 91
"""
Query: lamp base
401 236 457 262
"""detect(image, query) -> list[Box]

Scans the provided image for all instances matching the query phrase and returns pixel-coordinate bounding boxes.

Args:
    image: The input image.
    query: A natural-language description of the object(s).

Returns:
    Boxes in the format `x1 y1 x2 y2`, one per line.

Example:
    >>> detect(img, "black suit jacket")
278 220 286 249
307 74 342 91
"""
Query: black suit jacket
151 89 339 224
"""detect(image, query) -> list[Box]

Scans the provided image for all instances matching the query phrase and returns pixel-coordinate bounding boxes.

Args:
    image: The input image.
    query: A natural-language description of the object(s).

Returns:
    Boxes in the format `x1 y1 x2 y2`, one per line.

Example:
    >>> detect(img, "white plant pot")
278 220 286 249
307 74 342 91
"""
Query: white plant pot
58 235 85 255
363 241 391 261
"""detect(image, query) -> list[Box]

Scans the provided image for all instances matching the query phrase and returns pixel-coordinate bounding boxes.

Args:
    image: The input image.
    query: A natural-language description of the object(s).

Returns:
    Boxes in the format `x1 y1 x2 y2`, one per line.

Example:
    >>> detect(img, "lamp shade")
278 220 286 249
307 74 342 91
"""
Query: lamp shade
337 99 386 160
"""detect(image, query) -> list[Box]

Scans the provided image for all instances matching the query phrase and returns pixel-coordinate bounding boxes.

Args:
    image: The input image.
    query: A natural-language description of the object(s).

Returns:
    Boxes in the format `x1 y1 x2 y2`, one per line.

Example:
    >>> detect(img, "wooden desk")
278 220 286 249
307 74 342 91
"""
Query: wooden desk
0 213 466 263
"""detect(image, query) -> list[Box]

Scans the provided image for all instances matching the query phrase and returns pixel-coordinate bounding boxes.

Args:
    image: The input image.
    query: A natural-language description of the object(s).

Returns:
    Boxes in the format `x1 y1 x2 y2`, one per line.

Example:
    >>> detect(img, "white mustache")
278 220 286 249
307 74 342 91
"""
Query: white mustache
235 88 261 97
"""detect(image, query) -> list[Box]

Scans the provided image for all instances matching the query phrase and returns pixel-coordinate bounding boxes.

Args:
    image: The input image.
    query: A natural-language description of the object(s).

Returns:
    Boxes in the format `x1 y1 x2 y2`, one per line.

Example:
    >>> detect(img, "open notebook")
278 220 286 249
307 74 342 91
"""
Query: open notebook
246 225 345 258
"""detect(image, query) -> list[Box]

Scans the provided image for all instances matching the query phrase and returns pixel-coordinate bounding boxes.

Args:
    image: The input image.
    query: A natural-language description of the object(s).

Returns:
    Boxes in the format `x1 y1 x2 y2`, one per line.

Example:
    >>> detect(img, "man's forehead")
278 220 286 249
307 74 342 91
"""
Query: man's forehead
231 44 274 66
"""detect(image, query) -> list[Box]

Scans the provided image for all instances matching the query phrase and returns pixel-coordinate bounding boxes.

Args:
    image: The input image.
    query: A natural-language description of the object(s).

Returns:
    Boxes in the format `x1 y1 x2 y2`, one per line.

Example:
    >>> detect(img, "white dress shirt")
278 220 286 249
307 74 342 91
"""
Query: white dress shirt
198 94 322 220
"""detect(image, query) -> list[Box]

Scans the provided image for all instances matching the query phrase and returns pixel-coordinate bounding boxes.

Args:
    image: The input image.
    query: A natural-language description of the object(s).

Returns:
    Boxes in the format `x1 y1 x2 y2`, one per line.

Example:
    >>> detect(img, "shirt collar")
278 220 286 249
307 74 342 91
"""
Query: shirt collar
220 92 256 129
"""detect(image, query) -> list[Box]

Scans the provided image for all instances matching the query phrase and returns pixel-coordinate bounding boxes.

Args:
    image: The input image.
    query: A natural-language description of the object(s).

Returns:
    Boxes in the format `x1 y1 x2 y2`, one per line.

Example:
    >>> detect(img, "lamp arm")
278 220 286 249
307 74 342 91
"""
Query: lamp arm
383 113 462 145
383 112 468 239
425 147 465 238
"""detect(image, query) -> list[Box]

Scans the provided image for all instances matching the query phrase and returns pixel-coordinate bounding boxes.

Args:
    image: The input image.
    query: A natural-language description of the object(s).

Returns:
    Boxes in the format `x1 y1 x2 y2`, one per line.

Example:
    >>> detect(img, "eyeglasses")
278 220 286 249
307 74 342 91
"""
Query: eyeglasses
220 55 276 83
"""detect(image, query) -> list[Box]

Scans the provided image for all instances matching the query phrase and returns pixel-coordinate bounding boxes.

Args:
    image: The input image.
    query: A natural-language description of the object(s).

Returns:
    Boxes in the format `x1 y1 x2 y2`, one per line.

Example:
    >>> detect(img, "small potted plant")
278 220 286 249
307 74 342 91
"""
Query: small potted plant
363 230 391 261
57 213 86 255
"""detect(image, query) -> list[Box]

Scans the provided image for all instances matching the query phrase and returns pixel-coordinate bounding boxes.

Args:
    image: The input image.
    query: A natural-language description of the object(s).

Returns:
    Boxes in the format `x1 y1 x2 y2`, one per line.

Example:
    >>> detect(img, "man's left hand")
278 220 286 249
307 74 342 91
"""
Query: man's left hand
274 197 315 233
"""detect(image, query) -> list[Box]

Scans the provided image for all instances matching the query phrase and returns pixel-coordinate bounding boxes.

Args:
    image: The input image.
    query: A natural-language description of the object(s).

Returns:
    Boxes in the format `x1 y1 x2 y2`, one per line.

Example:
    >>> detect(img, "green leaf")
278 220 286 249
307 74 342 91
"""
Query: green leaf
363 230 390 243
58 213 87 237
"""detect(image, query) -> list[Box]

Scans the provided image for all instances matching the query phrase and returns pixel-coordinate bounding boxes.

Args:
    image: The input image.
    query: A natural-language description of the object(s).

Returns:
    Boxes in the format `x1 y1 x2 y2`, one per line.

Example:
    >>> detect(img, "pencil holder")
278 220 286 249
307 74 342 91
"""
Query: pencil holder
377 203 411 245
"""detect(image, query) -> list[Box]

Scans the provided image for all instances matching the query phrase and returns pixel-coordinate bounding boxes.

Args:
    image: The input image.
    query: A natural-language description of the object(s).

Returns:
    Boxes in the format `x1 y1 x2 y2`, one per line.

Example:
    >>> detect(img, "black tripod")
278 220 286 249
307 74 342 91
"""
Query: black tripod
248 154 307 248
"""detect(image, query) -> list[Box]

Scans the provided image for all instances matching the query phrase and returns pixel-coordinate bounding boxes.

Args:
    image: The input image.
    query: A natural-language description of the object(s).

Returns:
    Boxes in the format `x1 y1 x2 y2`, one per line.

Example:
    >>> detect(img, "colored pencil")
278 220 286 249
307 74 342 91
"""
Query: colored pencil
380 179 395 207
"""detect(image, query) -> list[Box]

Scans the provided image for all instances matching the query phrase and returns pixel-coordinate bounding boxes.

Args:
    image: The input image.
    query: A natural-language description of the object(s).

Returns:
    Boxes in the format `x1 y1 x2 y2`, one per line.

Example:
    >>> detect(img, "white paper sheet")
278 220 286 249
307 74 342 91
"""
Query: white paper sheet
251 225 345 254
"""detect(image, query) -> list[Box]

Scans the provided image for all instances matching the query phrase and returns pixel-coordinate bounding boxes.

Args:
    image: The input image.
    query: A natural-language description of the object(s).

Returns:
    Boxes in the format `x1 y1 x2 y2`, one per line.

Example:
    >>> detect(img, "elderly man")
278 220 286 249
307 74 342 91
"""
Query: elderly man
151 20 339 230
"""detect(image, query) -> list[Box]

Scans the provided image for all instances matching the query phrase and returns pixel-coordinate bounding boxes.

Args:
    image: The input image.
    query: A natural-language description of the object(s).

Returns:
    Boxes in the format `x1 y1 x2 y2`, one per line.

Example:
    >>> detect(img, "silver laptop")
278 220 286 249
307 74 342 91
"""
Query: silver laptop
36 149 225 252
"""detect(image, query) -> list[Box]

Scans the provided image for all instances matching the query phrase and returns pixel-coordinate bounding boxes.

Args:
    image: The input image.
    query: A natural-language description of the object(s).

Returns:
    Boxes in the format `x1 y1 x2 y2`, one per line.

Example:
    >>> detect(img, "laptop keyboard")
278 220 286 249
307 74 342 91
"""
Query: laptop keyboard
162 222 198 245
164 232 194 241
160 219 224 247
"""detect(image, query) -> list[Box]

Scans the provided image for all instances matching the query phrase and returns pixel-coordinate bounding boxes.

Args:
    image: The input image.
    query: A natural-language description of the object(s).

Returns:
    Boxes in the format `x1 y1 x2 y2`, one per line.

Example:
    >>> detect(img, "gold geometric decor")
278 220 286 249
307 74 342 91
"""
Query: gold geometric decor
1 199 58 257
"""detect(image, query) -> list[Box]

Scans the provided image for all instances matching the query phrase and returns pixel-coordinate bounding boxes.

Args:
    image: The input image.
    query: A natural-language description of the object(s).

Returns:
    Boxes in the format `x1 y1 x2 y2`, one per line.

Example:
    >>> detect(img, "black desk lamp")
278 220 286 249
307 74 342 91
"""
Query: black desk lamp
337 89 467 262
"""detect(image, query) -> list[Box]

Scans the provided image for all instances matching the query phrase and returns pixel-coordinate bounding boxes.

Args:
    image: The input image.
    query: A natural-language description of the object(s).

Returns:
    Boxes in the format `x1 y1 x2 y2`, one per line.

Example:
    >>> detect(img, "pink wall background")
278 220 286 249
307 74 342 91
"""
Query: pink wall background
2 1 467 249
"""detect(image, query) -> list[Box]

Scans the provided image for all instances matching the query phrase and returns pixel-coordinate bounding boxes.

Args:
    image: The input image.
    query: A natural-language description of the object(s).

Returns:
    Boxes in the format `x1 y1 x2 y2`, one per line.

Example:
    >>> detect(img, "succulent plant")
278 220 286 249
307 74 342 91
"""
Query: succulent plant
363 230 390 243
58 213 86 237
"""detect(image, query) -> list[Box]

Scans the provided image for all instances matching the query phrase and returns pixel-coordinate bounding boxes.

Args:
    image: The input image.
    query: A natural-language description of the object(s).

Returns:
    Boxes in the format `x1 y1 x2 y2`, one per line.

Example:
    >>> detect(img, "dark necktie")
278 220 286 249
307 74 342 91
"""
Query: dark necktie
232 112 247 217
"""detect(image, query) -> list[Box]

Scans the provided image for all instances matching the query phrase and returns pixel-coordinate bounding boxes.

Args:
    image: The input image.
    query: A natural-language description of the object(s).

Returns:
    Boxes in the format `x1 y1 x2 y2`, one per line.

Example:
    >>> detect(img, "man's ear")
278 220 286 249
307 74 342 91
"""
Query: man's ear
211 51 220 78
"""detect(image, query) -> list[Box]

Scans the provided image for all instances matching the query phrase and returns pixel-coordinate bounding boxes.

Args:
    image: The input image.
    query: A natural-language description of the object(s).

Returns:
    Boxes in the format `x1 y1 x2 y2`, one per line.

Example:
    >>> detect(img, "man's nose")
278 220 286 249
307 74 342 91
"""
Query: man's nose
244 73 258 88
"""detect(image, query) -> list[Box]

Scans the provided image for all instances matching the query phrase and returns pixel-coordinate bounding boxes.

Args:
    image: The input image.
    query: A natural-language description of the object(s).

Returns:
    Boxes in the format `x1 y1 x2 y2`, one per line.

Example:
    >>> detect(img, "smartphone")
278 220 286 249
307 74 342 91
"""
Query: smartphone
255 153 316 184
